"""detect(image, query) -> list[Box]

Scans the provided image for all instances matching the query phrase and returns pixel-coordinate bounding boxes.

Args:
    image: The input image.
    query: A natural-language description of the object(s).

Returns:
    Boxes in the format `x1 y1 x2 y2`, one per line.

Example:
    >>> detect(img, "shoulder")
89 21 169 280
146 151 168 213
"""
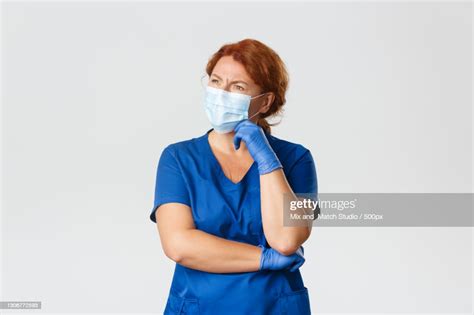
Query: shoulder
267 134 318 193
161 131 209 160
266 132 314 164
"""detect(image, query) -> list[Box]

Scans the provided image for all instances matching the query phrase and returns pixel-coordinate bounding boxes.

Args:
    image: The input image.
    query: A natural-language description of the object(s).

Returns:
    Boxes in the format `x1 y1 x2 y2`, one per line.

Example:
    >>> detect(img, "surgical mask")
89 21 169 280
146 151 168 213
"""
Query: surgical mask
203 85 266 133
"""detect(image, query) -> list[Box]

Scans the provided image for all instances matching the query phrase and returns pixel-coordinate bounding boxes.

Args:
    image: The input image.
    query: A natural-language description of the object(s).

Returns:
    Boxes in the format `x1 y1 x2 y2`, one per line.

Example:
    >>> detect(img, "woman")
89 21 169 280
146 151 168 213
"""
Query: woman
150 39 318 314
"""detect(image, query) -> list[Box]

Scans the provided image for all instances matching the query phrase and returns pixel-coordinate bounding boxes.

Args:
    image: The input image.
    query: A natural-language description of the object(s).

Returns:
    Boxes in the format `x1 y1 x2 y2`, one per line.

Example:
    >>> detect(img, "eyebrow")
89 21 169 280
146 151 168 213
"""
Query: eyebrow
211 73 249 86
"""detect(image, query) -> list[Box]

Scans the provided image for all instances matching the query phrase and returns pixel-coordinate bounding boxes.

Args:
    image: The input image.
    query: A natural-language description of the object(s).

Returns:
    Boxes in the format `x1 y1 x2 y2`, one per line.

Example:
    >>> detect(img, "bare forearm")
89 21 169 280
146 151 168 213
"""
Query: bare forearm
169 229 261 273
260 169 312 254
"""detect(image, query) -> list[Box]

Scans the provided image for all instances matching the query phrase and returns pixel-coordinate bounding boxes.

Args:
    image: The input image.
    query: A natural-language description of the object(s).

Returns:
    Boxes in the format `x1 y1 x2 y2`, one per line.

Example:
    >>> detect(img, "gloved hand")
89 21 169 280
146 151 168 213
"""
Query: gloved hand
258 245 305 272
233 120 282 175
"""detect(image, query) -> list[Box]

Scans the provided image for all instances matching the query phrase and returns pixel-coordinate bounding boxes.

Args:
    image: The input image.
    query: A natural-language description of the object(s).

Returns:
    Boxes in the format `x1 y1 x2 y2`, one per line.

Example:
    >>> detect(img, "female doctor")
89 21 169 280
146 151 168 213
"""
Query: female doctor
150 38 318 315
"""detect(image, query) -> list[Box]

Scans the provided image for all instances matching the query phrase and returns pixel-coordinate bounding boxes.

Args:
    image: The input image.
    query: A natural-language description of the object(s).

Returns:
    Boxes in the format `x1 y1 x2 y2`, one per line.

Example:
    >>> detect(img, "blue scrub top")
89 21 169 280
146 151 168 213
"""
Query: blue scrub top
150 128 318 315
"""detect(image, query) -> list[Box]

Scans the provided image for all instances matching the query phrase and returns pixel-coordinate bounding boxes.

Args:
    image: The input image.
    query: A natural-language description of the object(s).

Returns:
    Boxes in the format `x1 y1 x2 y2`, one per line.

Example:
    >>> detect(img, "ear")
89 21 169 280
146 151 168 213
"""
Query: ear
260 93 275 114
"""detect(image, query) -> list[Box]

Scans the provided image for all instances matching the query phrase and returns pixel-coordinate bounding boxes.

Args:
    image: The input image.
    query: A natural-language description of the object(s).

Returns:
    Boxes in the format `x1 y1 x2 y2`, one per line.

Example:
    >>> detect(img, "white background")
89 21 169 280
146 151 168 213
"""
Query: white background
1 1 472 314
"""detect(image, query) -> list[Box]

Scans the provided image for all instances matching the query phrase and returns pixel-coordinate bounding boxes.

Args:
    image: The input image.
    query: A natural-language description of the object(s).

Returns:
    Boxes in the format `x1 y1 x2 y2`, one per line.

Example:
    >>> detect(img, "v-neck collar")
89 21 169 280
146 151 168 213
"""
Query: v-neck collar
204 128 256 187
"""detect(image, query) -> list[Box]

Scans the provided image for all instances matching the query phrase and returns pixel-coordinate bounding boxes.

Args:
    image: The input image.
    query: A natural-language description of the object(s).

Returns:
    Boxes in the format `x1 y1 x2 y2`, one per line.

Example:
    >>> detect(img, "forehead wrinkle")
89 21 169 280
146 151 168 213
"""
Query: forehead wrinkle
211 73 249 85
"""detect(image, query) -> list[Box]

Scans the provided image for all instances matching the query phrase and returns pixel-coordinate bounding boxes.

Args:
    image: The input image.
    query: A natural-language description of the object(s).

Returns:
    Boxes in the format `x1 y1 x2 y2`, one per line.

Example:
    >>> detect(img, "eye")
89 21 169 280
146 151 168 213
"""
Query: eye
235 85 245 91
210 79 222 87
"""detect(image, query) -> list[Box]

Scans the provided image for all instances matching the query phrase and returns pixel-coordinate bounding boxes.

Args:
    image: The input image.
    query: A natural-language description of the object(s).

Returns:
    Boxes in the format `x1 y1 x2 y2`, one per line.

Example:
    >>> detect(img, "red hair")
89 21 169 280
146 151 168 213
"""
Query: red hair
205 39 289 134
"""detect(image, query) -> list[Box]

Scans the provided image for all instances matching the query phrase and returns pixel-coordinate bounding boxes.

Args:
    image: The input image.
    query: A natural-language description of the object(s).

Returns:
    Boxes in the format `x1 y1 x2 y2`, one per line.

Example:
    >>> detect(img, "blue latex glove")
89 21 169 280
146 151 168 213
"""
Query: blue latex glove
258 245 305 272
233 120 283 175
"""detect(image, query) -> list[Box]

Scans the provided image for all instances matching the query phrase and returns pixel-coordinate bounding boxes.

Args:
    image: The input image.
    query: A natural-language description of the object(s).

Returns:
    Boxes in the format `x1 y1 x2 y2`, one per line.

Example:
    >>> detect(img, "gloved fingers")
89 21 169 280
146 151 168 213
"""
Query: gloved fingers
233 120 246 133
233 122 255 150
234 134 242 150
289 256 306 272
235 120 258 134
235 124 254 136
233 132 242 150
292 247 304 259
234 119 256 132
257 245 266 270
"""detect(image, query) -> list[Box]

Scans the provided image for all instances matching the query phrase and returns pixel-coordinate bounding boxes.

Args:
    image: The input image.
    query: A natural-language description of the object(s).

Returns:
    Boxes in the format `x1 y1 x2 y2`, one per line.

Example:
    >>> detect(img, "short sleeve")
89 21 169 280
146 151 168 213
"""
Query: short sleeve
286 148 319 220
149 145 191 223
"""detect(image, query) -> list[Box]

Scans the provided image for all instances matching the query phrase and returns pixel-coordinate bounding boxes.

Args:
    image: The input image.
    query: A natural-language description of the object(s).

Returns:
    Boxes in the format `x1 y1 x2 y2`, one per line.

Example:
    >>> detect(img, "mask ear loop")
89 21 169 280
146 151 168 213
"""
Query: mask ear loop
200 74 209 91
248 111 260 120
248 92 268 120
250 92 267 100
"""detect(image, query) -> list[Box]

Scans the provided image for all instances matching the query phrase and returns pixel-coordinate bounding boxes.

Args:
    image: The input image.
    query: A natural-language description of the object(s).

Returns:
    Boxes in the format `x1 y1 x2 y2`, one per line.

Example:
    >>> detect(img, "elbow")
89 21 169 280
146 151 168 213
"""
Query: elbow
273 242 300 256
163 246 184 263
268 228 311 256
161 232 188 263
268 238 301 256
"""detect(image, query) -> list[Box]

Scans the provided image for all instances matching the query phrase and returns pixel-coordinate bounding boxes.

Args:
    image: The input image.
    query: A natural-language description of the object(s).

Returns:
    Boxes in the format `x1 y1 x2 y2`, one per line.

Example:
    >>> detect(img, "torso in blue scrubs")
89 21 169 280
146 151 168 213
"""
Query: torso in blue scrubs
150 128 318 315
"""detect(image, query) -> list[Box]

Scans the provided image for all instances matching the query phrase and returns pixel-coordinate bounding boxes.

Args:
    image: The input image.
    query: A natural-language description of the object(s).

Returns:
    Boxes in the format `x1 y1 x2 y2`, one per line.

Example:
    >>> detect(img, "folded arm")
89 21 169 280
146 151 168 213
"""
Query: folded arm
260 169 313 256
232 120 318 257
155 202 262 273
